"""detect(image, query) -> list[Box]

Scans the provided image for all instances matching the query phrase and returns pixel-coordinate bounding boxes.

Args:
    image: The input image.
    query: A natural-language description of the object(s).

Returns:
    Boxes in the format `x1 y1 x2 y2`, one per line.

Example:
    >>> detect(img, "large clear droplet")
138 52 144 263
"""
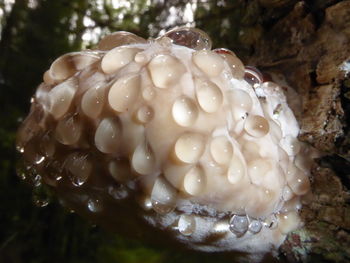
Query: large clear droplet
65 153 92 187
162 27 212 50
244 66 263 88
87 197 103 213
151 177 177 214
178 214 196 236
229 215 249 237
249 219 262 234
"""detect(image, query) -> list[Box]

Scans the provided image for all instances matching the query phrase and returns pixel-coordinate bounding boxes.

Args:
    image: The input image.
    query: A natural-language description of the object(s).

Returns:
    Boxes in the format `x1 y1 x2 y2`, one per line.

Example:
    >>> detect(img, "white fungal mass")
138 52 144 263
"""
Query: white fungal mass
16 27 315 258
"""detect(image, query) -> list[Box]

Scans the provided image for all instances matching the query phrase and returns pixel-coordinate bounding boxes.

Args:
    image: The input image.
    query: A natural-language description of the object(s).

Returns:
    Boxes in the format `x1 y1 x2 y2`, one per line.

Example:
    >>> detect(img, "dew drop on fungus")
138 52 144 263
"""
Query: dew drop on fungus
151 177 177 214
248 219 262 234
244 66 263 88
178 214 196 236
172 96 198 127
163 27 212 50
229 215 249 237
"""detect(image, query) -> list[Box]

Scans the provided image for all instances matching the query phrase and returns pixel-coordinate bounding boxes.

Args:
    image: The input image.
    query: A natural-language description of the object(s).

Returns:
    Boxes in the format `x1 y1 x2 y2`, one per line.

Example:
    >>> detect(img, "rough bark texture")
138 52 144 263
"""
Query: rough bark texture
247 1 350 262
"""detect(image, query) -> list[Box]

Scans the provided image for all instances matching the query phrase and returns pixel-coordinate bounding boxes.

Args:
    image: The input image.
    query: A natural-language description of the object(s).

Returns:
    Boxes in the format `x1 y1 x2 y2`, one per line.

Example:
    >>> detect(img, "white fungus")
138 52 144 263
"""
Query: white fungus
16 27 315 260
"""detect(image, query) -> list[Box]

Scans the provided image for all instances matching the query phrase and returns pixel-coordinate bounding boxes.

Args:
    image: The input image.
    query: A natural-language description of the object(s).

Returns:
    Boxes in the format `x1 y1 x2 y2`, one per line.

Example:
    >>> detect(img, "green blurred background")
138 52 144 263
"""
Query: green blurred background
0 1 297 262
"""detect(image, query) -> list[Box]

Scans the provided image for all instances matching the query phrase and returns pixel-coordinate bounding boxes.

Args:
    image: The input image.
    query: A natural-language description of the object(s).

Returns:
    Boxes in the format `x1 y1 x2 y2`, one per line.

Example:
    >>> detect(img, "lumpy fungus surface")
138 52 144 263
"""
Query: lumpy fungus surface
16 27 315 258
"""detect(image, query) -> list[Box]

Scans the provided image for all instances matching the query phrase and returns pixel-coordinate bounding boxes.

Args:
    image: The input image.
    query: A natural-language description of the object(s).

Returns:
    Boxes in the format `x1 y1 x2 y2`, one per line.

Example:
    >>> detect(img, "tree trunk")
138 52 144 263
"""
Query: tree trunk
246 1 350 262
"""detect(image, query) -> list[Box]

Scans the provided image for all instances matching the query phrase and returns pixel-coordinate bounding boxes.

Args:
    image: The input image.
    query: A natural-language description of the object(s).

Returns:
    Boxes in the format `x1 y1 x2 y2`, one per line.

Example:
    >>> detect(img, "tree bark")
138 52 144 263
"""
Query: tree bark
246 1 350 262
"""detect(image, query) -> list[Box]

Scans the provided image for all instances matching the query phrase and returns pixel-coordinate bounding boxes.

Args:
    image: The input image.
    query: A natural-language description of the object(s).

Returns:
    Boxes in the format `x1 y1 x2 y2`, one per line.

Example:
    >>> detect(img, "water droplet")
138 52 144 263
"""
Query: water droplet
87 198 103 213
228 89 253 120
214 49 245 79
174 133 205 164
280 135 301 156
136 105 154 124
151 177 177 214
193 50 224 77
148 54 186 89
229 215 249 237
247 158 272 185
227 155 245 184
172 96 198 127
163 27 212 50
178 214 196 236
101 47 141 74
108 159 131 183
94 117 121 154
249 219 262 234
48 77 78 119
244 66 263 88
183 166 206 196
65 153 92 187
108 74 140 112
55 114 82 145
210 136 233 165
131 142 156 175
81 86 105 119
43 160 63 187
244 115 269 137
195 78 223 113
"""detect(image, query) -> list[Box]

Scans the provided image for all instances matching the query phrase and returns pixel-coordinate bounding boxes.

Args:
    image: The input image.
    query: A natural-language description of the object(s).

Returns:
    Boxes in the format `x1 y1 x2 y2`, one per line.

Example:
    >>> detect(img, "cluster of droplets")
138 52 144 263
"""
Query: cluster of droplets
16 27 315 248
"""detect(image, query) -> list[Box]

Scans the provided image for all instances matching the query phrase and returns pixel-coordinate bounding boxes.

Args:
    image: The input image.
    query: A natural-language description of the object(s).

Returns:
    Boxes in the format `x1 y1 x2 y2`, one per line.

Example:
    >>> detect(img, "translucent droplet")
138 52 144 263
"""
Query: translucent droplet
139 195 153 211
277 212 300 234
43 160 63 187
195 78 223 113
151 177 177 214
98 31 146 51
174 133 205 164
131 142 156 175
183 166 206 196
108 74 140 112
249 219 262 234
87 198 103 213
210 136 233 165
54 114 82 145
136 105 154 124
81 86 105 119
163 27 212 50
244 115 269 137
193 50 224 77
65 153 92 187
148 54 186 89
94 117 121 154
172 96 198 127
228 89 253 120
280 135 301 156
101 46 141 74
244 66 263 88
108 159 131 183
178 214 196 236
282 185 294 201
229 215 249 237
39 133 55 158
49 52 100 81
247 158 272 185
227 155 245 184
214 49 245 79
